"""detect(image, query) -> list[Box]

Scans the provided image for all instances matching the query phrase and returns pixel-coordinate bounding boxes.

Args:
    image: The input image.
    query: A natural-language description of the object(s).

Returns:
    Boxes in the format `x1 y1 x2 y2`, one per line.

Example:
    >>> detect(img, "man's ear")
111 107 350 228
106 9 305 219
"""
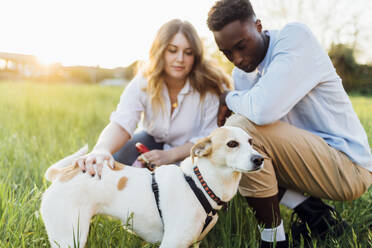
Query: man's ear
191 137 212 163
255 19 262 33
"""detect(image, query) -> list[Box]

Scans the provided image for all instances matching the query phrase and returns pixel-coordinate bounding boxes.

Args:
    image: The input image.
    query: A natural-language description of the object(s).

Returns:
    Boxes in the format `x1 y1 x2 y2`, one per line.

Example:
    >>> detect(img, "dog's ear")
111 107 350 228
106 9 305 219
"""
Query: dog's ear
191 137 212 163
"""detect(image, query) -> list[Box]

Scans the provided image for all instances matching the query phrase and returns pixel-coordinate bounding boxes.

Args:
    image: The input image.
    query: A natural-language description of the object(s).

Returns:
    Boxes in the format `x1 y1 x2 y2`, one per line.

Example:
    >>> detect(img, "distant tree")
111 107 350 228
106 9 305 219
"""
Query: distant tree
203 37 234 75
329 43 372 94
123 60 140 81
210 48 234 75
251 0 372 64
329 44 357 92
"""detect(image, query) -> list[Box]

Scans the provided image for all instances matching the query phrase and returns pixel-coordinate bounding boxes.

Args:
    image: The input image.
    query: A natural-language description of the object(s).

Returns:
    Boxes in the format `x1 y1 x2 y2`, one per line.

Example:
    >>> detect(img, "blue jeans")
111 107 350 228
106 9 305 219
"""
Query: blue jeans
113 131 164 165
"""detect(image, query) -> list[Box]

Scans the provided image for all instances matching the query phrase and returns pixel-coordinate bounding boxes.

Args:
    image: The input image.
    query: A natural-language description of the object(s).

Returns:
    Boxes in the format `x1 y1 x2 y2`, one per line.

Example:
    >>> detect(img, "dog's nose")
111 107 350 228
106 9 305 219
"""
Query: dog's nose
251 154 264 168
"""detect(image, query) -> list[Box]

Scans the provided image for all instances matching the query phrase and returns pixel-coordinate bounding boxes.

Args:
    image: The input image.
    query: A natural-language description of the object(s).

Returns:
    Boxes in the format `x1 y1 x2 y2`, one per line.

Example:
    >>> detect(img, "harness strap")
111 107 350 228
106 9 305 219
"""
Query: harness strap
151 172 162 219
193 166 228 207
151 171 222 233
184 175 216 232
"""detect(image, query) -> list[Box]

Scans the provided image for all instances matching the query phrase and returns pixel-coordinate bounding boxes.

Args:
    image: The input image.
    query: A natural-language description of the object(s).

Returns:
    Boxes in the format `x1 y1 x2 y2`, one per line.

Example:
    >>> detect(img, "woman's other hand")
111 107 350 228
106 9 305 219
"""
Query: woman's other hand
142 150 175 167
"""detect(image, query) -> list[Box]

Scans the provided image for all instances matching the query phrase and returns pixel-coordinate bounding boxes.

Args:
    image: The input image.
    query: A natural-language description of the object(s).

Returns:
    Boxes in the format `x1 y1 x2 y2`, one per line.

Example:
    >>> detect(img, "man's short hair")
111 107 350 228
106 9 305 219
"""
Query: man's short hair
207 0 256 31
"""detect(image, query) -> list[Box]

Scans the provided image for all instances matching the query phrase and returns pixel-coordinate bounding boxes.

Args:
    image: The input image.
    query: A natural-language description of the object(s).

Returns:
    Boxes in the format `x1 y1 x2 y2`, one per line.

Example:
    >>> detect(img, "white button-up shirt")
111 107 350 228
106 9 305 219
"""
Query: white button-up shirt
110 74 219 150
227 22 372 171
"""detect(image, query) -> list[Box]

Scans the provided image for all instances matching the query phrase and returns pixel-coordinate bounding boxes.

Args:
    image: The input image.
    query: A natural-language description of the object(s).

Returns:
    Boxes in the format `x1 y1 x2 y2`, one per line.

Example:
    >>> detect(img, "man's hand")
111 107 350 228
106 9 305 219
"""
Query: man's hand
218 91 232 126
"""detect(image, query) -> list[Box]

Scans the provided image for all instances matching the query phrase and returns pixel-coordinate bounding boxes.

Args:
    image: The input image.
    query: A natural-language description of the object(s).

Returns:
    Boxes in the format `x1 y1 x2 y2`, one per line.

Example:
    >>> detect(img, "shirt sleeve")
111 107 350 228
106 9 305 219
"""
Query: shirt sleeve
226 23 331 125
232 67 258 91
189 93 219 144
110 74 146 136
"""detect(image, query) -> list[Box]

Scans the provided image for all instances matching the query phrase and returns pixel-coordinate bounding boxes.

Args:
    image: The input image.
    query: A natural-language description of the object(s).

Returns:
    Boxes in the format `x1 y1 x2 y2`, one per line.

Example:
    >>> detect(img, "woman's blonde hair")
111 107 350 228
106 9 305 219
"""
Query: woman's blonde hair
143 19 231 113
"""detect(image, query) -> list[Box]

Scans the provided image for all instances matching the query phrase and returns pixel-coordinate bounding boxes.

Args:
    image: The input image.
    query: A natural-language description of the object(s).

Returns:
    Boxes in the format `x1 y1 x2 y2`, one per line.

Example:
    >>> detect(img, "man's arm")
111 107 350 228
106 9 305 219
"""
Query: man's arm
226 23 332 125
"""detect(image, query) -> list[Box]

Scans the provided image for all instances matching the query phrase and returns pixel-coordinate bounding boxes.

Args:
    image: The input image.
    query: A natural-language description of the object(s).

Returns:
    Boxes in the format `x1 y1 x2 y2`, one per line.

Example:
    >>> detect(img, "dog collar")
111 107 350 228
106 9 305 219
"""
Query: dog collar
193 166 227 207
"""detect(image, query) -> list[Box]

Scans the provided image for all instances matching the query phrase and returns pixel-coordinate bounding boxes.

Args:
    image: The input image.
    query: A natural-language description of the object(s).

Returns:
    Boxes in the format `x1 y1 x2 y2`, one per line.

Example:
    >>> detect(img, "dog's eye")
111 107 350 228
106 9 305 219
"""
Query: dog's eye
227 140 239 148
248 138 253 145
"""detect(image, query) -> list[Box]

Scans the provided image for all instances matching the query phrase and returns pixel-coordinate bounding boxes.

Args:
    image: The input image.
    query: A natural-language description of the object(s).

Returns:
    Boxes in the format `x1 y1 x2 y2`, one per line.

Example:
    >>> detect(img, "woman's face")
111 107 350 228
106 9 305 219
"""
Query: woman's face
163 32 195 82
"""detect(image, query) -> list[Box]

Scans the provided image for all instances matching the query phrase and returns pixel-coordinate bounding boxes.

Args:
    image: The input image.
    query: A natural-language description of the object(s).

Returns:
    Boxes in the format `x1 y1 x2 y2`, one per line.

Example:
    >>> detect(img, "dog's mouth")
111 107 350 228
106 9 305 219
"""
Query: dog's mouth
232 165 262 173
252 165 263 172
240 165 263 173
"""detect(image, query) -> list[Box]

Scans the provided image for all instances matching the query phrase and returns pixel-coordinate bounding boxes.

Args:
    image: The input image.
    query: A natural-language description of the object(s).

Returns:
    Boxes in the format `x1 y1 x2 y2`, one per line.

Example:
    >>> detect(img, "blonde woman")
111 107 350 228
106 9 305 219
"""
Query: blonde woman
76 19 231 177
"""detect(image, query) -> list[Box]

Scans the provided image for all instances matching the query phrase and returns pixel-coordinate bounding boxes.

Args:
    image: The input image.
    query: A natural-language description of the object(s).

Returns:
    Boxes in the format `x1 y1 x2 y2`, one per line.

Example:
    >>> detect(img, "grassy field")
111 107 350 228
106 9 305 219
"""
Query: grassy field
0 81 371 247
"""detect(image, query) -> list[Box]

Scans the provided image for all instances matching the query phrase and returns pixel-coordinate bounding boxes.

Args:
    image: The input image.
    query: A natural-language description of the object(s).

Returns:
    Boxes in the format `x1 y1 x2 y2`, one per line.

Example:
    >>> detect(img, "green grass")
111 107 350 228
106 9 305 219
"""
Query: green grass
0 81 371 247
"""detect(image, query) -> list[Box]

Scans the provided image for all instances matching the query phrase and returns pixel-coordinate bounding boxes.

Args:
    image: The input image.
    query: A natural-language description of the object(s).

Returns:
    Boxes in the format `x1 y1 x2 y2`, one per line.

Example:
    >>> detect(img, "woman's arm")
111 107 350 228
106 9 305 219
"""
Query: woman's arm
93 121 131 155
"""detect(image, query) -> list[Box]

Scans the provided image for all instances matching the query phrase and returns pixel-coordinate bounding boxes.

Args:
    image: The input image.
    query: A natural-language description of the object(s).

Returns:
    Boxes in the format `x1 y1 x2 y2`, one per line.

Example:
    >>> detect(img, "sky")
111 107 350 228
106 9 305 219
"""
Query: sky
0 0 215 68
1 0 371 68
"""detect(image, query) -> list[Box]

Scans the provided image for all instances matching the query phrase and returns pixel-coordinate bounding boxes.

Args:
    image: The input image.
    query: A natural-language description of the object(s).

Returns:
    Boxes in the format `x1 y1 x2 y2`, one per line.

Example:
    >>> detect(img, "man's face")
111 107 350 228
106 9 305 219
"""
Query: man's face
213 19 267 73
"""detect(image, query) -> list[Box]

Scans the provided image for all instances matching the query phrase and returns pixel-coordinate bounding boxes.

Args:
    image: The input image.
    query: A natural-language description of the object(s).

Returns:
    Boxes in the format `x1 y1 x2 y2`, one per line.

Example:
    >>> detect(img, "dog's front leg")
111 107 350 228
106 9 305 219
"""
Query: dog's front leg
159 218 204 248
159 236 191 248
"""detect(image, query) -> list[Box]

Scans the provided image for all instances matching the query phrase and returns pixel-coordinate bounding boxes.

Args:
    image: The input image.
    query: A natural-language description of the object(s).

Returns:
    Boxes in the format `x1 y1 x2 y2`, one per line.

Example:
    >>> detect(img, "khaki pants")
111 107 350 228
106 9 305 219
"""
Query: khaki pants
225 114 372 201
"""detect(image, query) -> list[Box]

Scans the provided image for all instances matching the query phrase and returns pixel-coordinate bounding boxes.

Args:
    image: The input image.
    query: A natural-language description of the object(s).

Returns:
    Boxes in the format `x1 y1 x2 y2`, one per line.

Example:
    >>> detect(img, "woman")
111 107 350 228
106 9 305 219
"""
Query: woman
76 19 231 177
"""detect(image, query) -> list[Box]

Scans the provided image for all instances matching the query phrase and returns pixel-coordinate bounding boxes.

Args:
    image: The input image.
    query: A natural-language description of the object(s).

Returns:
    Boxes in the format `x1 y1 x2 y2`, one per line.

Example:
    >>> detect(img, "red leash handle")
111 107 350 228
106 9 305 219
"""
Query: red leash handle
135 143 155 171
135 142 150 154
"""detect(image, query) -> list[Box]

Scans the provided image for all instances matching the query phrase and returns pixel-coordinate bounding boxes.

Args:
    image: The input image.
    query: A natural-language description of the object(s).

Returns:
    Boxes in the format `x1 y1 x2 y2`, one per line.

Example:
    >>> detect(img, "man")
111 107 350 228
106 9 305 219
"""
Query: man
207 0 372 247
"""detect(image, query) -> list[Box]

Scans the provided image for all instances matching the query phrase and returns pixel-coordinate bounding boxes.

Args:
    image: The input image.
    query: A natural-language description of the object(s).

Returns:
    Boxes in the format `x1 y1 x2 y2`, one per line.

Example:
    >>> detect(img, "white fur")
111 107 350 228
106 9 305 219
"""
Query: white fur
40 126 263 248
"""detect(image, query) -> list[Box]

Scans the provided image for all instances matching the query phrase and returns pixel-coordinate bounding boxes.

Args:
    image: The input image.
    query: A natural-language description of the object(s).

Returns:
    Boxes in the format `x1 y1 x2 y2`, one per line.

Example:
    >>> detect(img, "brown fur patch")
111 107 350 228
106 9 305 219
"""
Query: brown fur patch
117 176 128 190
191 137 212 162
59 164 81 182
210 128 230 147
208 128 233 165
54 161 125 183
46 168 60 181
110 162 126 171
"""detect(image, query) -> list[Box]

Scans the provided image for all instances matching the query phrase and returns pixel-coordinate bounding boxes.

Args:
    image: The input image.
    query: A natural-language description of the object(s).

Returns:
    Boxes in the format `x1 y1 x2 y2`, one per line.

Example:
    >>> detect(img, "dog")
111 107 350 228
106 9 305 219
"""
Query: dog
40 126 264 248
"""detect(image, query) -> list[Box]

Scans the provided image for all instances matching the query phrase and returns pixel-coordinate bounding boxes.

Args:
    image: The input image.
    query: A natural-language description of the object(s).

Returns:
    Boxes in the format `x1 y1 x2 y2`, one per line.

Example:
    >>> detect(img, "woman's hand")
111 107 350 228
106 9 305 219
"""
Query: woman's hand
74 149 115 179
74 122 130 179
142 150 175 167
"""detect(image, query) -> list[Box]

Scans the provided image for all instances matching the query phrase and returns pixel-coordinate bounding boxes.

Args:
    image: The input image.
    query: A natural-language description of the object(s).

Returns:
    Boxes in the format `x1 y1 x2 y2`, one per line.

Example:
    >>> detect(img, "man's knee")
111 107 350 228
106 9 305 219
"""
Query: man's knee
225 114 259 138
335 167 372 201
342 177 371 201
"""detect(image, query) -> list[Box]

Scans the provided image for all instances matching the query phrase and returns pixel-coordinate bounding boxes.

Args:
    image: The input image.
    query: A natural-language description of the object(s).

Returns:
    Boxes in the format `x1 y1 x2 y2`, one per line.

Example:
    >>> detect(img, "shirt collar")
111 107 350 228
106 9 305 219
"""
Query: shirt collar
257 30 272 76
162 78 191 95
178 79 191 95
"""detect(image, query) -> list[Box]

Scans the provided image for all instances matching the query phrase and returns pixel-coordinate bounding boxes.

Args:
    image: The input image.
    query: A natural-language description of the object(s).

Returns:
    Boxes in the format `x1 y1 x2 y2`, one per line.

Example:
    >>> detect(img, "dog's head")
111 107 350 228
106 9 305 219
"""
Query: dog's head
191 126 263 173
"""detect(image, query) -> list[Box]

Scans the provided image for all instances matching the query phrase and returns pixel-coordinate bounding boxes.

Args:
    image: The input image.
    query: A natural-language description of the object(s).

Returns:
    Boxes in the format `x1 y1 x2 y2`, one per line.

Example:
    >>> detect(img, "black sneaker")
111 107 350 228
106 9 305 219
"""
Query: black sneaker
290 197 349 246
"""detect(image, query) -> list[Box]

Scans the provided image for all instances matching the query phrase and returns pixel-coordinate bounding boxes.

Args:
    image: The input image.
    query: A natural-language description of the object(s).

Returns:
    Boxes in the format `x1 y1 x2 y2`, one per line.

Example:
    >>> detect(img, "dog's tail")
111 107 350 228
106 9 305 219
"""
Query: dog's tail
45 145 89 182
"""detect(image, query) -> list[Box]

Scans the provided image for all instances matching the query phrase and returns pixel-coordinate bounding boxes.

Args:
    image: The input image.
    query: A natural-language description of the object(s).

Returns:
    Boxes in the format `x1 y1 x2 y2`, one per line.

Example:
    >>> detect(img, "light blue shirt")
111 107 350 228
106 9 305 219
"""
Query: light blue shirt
226 22 372 171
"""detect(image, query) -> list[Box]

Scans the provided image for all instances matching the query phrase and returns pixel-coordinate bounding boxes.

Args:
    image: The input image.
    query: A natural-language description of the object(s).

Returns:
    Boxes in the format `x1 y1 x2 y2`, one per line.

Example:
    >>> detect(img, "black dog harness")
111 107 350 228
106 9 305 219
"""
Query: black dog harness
151 166 227 232
151 172 162 219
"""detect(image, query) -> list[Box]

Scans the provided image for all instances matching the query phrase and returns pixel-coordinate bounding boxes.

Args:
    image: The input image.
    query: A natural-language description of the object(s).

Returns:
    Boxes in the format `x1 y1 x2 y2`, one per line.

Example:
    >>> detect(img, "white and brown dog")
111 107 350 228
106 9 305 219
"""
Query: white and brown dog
40 126 263 248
